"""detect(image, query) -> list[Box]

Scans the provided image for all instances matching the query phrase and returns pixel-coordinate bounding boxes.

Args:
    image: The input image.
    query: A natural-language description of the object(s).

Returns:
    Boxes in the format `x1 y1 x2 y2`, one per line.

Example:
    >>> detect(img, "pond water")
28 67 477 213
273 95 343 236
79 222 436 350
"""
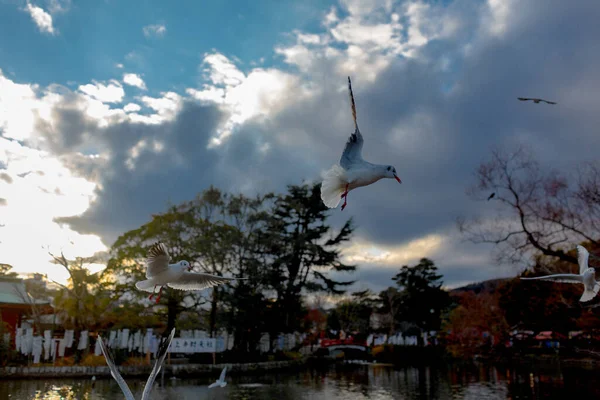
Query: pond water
1 362 599 399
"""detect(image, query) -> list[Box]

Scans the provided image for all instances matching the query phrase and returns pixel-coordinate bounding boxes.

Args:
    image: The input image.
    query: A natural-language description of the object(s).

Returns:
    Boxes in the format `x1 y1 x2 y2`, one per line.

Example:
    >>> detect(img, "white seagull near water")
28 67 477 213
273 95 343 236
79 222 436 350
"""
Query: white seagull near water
521 245 600 302
136 242 243 303
208 366 228 389
320 77 401 211
98 328 175 400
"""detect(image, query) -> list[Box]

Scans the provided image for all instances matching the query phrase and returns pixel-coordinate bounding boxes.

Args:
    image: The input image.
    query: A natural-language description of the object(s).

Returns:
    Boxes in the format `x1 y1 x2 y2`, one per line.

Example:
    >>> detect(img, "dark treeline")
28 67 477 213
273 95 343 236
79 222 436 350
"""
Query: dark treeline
3 145 600 364
102 183 357 355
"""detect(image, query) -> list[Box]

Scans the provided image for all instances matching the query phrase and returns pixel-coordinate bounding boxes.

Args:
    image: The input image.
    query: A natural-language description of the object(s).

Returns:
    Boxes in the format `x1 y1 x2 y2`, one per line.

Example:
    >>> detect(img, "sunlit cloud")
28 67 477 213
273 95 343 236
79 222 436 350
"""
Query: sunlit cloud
78 80 125 103
24 3 55 35
343 233 445 267
0 138 106 284
123 73 147 90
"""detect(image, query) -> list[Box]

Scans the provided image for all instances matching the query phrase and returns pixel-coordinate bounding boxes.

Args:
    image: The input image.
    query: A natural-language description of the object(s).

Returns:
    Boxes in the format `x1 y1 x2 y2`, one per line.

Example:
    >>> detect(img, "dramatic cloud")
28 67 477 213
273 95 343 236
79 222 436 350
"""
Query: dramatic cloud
0 137 105 282
142 24 167 38
2 0 600 289
123 73 147 90
24 3 55 35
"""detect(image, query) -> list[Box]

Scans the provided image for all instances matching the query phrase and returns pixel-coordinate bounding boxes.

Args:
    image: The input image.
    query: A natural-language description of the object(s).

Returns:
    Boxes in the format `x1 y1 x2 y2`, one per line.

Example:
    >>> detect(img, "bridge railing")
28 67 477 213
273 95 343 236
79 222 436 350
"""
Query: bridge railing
320 338 367 348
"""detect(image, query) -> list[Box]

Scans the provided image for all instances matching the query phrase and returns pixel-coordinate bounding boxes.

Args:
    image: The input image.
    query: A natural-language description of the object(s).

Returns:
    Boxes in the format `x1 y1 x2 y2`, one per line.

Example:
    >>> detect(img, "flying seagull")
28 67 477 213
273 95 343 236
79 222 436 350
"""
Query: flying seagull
487 192 495 201
320 77 401 211
208 366 228 389
521 245 600 302
517 97 557 105
136 242 245 303
98 328 176 400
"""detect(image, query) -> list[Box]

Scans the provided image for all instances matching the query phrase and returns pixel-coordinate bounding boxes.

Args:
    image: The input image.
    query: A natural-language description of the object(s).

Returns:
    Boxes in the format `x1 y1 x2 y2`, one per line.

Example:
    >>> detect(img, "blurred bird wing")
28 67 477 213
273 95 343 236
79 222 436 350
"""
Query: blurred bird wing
577 245 590 275
521 274 583 284
98 336 135 400
146 242 171 278
167 272 236 291
219 366 227 382
340 77 364 168
141 328 176 400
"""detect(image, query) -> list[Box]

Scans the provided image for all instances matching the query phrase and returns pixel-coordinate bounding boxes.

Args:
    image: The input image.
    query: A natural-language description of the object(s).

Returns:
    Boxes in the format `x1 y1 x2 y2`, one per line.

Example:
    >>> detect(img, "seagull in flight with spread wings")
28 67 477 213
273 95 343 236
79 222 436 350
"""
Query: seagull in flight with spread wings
208 366 228 389
517 97 557 105
135 242 243 303
521 245 600 302
99 328 175 400
320 77 401 211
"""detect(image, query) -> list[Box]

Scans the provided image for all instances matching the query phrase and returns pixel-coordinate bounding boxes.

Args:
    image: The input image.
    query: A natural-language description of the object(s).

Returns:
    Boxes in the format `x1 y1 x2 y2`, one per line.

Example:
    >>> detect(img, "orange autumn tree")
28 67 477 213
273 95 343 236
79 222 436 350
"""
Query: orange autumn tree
442 290 508 358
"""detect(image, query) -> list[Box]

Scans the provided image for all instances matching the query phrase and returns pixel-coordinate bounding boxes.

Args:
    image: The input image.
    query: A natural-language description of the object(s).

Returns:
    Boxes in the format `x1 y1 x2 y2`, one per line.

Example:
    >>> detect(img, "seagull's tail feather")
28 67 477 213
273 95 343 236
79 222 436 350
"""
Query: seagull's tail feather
321 165 347 208
135 279 156 292
581 282 600 302
580 289 597 302
579 282 600 302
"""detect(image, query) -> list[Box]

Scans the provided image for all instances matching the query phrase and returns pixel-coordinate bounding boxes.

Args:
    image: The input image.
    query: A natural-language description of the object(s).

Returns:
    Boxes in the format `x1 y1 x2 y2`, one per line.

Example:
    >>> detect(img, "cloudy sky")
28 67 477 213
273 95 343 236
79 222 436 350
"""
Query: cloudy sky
1 0 599 291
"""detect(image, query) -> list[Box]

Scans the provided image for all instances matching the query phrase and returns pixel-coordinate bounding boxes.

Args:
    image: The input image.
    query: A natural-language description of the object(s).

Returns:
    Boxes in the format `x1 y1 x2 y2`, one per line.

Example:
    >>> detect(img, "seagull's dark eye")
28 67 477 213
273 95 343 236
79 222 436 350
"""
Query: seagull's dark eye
387 166 391 171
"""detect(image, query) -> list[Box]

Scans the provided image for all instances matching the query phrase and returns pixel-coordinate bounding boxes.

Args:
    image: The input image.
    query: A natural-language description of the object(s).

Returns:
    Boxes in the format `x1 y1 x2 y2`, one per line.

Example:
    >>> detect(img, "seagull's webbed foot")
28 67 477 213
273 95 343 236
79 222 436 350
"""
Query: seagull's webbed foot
340 184 349 211
149 285 157 300
155 286 163 303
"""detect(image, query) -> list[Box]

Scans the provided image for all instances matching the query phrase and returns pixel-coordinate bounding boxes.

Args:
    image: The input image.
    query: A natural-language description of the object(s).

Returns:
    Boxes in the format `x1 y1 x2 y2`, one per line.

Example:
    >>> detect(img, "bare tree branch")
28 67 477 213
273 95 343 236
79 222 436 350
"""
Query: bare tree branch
459 145 600 268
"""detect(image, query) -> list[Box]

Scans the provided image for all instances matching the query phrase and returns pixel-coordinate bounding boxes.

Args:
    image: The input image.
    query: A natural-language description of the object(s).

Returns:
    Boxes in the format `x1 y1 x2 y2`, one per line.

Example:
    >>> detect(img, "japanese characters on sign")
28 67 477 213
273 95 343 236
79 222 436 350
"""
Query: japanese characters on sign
168 338 218 353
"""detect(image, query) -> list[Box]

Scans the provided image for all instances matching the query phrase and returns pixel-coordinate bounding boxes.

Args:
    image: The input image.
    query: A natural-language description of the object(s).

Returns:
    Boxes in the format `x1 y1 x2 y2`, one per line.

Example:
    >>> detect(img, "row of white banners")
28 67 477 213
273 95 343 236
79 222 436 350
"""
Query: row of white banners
12 327 307 363
365 332 438 346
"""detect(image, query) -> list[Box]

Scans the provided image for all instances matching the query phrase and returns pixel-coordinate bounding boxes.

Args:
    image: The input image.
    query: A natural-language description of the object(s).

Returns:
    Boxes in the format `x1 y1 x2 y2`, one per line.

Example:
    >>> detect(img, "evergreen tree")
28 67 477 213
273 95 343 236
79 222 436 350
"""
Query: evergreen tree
264 183 356 335
392 258 450 342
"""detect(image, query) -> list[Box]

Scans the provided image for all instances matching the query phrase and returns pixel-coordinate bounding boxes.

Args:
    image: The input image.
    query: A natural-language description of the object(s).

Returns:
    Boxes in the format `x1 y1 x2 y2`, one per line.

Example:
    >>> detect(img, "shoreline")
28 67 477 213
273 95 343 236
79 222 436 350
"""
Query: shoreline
0 358 307 380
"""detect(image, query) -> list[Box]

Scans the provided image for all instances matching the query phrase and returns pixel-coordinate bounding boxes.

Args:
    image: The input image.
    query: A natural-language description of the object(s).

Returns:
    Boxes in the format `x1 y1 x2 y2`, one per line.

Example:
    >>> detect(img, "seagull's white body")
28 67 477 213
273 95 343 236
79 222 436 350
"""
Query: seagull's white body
208 366 228 389
321 77 400 210
135 242 242 302
521 245 600 302
98 328 176 400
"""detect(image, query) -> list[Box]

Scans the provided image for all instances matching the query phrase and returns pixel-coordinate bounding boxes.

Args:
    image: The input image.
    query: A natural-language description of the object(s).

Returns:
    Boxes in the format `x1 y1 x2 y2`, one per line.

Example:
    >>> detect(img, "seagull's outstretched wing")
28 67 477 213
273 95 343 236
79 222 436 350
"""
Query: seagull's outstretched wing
521 274 583 284
167 272 239 291
141 328 176 400
98 336 135 400
219 366 227 382
208 381 219 389
577 245 590 275
340 77 364 169
517 97 556 105
146 242 170 278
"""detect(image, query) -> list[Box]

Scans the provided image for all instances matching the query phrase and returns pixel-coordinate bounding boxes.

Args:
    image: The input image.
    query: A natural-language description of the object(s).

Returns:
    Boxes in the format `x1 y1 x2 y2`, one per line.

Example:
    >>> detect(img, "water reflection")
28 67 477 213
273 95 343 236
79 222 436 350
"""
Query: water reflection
2 363 600 399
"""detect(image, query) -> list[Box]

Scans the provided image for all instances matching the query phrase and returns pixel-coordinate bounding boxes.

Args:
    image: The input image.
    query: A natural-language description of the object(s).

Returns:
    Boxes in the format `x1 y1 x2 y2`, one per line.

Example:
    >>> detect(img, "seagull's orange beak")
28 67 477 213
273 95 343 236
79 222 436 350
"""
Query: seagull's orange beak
394 174 401 183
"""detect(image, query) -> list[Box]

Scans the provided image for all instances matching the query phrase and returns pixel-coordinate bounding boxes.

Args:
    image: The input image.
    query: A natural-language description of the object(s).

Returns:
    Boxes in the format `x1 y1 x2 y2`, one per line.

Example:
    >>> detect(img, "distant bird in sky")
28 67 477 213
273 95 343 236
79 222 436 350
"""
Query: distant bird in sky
98 328 175 400
135 242 243 303
521 245 600 302
321 77 401 211
208 366 228 389
517 97 557 105
487 193 495 201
